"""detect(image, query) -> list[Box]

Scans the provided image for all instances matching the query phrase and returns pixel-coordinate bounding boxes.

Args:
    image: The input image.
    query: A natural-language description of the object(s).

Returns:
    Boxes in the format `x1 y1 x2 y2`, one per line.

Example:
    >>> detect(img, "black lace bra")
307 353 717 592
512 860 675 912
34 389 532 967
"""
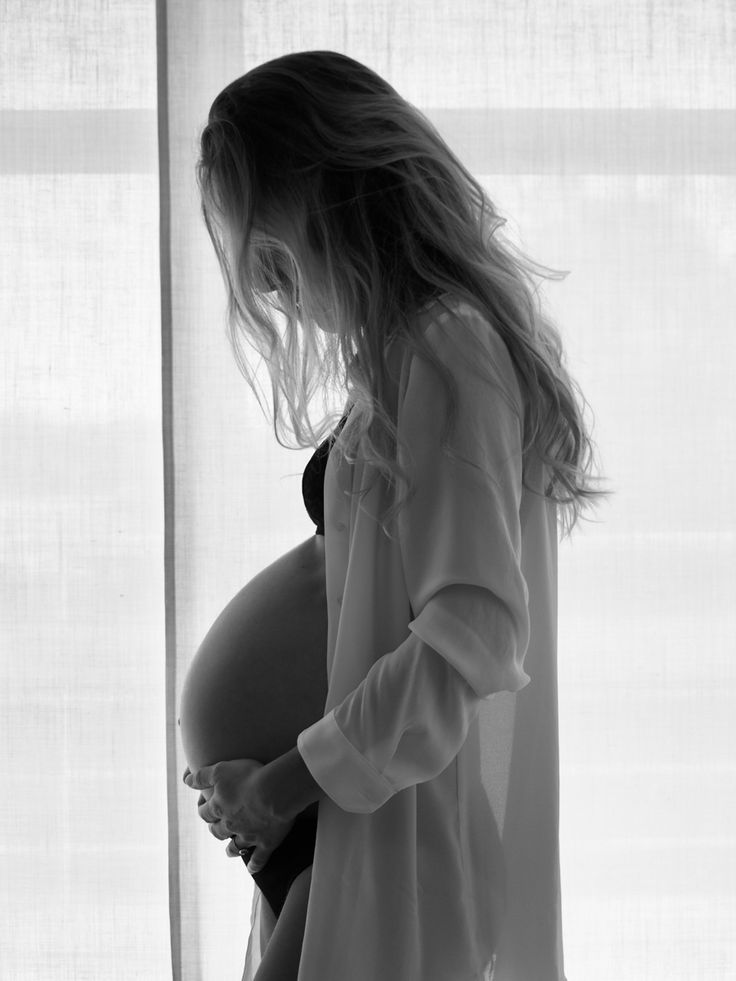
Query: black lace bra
301 411 350 536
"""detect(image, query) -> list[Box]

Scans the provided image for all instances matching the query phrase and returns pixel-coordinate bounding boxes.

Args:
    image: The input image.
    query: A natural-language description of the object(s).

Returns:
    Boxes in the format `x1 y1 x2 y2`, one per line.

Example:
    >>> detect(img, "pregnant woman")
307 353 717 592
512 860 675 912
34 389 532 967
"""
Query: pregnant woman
181 50 609 981
178 413 347 922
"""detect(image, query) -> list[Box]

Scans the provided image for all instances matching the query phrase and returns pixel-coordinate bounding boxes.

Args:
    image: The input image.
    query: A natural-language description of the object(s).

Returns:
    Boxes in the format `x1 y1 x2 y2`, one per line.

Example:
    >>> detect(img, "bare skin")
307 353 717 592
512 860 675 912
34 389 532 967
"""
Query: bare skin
178 535 328 977
248 866 313 981
179 534 329 772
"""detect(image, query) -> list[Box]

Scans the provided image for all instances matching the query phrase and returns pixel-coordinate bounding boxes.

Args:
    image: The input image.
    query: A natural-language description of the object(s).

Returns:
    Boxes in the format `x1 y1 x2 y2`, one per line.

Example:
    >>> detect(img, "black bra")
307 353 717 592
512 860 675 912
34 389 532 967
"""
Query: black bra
301 411 350 535
301 296 453 535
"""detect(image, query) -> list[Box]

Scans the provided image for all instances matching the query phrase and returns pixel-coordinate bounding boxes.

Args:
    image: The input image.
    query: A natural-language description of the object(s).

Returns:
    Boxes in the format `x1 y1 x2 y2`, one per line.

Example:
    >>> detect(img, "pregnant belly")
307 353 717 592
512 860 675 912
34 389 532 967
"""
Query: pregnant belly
178 535 329 774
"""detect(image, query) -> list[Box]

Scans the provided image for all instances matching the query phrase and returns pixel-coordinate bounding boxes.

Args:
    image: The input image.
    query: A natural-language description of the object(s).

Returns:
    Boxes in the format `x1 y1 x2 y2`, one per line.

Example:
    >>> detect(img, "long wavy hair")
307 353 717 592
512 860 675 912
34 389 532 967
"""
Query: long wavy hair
195 50 613 541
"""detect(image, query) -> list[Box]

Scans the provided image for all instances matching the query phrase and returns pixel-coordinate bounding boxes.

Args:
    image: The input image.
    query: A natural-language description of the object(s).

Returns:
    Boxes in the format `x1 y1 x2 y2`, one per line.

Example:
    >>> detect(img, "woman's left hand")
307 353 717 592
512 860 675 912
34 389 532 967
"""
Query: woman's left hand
183 759 296 873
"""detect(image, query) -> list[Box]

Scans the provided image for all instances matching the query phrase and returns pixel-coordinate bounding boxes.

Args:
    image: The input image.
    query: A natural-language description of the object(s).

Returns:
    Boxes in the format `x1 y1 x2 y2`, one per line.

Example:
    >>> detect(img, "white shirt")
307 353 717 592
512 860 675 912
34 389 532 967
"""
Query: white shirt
244 295 565 981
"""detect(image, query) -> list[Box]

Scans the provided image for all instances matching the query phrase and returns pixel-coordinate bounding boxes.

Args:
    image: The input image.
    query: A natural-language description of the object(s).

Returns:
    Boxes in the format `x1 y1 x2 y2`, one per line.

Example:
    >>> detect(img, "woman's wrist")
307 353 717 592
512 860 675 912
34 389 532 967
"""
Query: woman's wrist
261 744 327 822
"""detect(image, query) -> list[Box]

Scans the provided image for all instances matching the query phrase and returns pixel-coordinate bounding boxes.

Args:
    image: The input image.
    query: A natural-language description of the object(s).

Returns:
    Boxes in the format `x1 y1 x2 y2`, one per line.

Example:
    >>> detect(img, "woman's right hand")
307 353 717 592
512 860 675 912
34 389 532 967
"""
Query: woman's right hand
183 765 215 806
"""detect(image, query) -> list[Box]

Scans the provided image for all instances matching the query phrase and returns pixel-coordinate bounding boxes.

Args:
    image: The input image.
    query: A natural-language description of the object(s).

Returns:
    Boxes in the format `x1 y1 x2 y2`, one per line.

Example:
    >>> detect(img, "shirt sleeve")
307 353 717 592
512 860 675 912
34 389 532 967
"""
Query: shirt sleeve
297 303 532 813
297 629 484 813
395 306 532 699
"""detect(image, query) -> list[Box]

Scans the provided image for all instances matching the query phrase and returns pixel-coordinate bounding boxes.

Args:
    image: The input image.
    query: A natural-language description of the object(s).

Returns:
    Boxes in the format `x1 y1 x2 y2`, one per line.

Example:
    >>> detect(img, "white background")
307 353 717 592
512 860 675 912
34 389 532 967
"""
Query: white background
1 2 734 978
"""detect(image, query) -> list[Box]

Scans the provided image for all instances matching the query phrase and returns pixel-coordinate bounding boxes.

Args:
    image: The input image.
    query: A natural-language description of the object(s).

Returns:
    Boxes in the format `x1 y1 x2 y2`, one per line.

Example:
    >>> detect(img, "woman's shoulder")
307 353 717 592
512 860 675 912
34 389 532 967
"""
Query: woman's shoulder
395 292 510 370
394 293 524 418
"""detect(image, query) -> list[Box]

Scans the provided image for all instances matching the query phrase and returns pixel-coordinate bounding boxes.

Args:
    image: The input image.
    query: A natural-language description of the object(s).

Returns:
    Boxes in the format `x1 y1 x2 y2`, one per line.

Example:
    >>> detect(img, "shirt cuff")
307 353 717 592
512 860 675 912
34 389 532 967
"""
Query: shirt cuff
408 586 531 698
297 709 397 814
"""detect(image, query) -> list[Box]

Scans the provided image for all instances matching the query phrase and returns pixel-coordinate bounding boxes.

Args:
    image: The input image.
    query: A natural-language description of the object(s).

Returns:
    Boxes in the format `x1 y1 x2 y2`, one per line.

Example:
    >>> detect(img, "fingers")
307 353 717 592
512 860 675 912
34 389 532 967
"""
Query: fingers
183 763 216 790
226 838 255 860
198 793 223 823
227 837 258 867
209 821 236 842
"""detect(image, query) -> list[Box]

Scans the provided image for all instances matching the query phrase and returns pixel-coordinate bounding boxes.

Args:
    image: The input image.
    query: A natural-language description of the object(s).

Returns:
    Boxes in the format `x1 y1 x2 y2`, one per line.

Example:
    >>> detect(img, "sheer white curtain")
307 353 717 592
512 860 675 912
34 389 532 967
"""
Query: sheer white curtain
0 1 172 979
3 1 735 979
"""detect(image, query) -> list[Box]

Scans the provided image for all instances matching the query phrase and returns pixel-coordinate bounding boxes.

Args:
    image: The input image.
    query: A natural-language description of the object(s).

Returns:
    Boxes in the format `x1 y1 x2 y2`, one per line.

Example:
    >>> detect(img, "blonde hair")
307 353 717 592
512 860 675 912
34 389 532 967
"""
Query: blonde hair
196 49 613 541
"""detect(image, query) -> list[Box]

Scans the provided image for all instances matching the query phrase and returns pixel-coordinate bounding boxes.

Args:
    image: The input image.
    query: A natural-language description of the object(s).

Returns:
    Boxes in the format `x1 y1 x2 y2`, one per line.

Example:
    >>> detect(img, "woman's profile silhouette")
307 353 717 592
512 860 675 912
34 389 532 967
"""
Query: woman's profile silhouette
180 49 612 981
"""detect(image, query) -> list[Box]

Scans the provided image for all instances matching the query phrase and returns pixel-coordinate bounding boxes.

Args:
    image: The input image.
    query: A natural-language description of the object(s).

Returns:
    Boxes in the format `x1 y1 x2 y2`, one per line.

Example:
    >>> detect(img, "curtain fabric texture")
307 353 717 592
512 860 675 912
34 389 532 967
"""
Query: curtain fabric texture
2 1 735 979
1 2 171 979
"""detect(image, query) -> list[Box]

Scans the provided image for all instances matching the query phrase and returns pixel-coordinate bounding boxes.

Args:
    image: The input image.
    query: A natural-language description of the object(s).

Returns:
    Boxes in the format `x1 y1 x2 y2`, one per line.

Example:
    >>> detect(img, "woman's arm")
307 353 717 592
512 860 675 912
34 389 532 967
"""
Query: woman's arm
260 745 327 823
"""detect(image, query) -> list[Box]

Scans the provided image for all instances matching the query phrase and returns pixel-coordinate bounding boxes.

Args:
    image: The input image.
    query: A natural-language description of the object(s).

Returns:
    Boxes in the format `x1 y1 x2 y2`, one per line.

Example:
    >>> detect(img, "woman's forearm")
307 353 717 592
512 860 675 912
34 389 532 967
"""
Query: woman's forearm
261 745 327 822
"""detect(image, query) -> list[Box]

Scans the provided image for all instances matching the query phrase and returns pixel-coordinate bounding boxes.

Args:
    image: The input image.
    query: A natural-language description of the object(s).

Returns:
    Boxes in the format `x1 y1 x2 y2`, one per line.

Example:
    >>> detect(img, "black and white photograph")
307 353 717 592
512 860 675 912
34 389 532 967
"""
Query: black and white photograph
1 3 734 979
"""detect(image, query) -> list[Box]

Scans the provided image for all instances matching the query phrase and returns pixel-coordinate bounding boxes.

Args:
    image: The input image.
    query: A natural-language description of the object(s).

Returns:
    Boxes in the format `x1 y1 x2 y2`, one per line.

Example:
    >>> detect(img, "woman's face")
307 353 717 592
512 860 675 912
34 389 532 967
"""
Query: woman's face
250 209 340 334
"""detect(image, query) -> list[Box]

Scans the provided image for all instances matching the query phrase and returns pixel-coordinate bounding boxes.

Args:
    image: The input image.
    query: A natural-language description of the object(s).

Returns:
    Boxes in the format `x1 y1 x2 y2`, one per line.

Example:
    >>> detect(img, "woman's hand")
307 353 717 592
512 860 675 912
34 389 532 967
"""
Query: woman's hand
182 760 296 873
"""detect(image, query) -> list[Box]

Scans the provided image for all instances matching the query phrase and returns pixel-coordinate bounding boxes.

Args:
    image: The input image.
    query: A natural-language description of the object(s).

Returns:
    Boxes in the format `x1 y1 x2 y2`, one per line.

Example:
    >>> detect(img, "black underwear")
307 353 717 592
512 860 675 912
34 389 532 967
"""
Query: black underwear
240 804 319 919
